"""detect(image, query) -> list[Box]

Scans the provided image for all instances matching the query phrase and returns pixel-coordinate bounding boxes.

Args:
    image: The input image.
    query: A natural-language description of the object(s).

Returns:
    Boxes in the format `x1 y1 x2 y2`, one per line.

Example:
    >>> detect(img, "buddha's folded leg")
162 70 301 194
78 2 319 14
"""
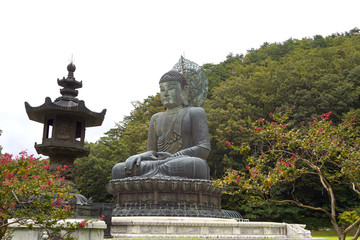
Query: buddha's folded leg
112 162 127 179
112 158 209 179
157 157 210 179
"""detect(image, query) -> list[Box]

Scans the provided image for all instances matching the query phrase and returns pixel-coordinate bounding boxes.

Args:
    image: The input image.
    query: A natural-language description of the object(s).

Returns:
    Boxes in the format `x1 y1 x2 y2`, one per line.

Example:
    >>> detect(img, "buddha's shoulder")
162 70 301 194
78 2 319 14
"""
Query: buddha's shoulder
187 107 206 116
150 112 164 121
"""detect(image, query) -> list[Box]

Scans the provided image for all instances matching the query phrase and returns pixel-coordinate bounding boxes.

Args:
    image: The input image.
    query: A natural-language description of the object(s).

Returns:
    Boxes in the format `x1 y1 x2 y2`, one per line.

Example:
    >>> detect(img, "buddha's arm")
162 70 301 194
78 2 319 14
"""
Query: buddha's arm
147 113 160 154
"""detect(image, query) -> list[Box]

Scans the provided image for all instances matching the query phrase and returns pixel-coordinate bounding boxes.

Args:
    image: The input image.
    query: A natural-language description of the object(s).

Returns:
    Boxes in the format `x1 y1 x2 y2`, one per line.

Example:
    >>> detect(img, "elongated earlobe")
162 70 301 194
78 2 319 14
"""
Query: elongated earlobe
182 85 189 106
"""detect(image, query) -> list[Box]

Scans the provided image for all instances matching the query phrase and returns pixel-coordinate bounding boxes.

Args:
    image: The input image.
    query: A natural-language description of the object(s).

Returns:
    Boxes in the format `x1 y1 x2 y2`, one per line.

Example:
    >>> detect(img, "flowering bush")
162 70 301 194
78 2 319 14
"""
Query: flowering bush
217 109 360 240
0 151 75 239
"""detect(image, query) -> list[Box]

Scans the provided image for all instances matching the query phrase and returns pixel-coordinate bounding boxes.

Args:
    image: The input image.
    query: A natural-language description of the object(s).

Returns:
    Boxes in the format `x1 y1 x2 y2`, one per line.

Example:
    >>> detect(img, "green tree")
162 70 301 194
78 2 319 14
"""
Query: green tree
75 94 163 202
74 155 115 202
203 53 244 98
217 109 360 240
0 152 76 239
99 94 163 161
204 30 360 180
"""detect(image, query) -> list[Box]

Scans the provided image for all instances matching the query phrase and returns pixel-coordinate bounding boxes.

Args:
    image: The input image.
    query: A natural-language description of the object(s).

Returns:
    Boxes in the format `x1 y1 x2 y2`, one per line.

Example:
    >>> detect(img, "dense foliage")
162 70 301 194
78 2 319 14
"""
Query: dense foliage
216 109 360 240
0 152 75 239
204 28 360 177
74 28 360 229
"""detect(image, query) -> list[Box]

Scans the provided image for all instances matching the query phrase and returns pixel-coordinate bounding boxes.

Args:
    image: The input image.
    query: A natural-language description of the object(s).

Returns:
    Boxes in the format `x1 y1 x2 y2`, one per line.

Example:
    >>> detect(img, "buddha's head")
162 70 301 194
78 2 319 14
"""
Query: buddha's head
159 70 189 109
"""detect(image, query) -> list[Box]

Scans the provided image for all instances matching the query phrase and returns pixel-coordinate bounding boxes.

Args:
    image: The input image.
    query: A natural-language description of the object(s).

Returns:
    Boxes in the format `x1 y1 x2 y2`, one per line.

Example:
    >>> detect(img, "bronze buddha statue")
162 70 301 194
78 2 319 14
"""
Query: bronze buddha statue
112 70 210 180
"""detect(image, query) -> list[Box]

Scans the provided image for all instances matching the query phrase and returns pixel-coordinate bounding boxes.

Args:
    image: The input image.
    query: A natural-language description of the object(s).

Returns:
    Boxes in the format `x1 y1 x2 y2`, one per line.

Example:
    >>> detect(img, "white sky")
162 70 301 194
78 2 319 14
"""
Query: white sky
1 0 359 157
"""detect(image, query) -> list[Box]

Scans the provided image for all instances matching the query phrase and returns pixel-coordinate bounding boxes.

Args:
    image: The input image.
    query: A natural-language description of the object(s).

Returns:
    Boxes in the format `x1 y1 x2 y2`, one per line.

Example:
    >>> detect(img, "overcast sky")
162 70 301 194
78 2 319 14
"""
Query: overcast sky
1 0 359 157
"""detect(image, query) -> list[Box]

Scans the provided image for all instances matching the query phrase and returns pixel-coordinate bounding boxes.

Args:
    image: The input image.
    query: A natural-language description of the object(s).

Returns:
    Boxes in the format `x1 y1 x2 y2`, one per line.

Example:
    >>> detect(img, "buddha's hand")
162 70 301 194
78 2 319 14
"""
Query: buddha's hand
124 151 157 175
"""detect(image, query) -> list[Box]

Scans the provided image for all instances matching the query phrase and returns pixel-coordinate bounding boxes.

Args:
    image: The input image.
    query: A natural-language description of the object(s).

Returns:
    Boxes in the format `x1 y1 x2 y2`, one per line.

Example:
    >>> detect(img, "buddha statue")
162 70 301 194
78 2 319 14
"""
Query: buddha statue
112 70 211 180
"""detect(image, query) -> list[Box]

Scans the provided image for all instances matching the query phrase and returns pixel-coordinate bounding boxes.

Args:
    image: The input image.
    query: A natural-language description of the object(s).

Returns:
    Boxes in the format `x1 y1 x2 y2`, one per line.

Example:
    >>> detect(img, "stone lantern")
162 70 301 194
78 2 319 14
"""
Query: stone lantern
25 62 106 183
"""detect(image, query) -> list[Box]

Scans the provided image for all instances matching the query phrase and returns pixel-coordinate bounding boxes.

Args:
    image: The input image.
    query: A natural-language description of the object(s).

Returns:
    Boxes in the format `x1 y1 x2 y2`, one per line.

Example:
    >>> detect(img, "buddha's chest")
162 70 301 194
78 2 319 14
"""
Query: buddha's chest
155 112 191 138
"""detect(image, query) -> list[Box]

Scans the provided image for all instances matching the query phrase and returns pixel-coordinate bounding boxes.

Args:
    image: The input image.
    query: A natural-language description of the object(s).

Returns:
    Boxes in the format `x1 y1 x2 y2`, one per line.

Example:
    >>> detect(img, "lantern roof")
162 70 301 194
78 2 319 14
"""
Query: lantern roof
25 63 106 127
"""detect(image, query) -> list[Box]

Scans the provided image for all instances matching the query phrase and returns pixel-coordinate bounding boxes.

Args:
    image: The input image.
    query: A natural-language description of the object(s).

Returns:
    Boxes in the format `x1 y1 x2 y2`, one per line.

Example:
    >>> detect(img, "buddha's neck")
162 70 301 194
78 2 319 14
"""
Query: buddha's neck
166 105 183 115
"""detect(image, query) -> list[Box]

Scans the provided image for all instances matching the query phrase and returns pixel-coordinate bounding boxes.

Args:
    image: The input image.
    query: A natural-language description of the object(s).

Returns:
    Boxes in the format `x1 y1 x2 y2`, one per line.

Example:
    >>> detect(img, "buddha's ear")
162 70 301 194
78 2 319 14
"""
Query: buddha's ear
182 85 189 106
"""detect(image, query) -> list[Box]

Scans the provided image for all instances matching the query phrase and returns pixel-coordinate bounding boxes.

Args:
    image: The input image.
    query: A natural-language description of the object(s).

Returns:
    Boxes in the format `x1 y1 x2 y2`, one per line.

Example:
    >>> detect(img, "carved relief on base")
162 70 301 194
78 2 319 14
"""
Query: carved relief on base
107 177 226 218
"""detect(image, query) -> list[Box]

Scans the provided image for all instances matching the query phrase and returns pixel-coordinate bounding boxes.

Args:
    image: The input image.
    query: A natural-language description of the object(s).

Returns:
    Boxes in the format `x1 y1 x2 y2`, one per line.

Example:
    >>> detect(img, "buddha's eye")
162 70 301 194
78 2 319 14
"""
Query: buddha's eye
167 84 177 90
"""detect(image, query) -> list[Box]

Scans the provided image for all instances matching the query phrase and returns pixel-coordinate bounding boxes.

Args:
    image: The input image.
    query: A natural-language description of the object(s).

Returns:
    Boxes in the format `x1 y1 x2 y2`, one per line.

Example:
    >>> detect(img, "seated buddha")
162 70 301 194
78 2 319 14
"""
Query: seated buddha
112 70 210 180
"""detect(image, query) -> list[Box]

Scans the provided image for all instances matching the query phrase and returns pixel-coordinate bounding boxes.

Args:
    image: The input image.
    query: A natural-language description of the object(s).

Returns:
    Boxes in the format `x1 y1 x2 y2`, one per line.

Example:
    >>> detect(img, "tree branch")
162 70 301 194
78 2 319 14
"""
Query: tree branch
351 182 360 195
0 218 27 229
312 165 337 218
350 226 360 240
11 190 22 206
344 217 360 234
268 199 332 218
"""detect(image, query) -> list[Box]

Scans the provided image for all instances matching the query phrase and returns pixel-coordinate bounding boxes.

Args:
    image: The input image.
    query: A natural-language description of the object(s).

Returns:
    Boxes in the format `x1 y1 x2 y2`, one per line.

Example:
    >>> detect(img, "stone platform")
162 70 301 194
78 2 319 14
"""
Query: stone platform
107 177 227 218
9 219 107 240
110 216 312 239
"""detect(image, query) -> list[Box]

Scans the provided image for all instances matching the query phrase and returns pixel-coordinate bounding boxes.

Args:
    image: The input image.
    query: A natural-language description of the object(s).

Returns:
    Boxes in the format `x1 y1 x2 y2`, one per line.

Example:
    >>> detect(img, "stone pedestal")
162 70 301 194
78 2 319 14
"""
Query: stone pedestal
110 216 312 239
106 177 227 218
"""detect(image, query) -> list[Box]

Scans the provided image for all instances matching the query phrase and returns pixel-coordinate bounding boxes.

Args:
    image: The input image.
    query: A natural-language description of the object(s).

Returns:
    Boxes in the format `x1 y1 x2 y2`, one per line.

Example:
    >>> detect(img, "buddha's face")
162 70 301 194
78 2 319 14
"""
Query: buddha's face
160 81 183 109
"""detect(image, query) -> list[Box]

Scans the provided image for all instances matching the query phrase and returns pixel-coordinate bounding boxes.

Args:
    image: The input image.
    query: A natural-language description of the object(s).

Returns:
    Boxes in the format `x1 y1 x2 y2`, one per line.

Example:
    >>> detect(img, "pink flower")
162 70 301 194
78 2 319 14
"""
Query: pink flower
325 111 332 120
79 221 88 228
225 141 232 147
246 166 251 171
6 173 14 179
33 175 39 179
63 165 68 168
236 175 241 183
57 166 61 171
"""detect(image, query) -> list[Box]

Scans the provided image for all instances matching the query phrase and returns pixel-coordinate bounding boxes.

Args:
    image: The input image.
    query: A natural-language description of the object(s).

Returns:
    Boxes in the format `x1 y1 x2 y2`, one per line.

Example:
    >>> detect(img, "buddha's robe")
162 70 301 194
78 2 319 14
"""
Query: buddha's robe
112 107 211 179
